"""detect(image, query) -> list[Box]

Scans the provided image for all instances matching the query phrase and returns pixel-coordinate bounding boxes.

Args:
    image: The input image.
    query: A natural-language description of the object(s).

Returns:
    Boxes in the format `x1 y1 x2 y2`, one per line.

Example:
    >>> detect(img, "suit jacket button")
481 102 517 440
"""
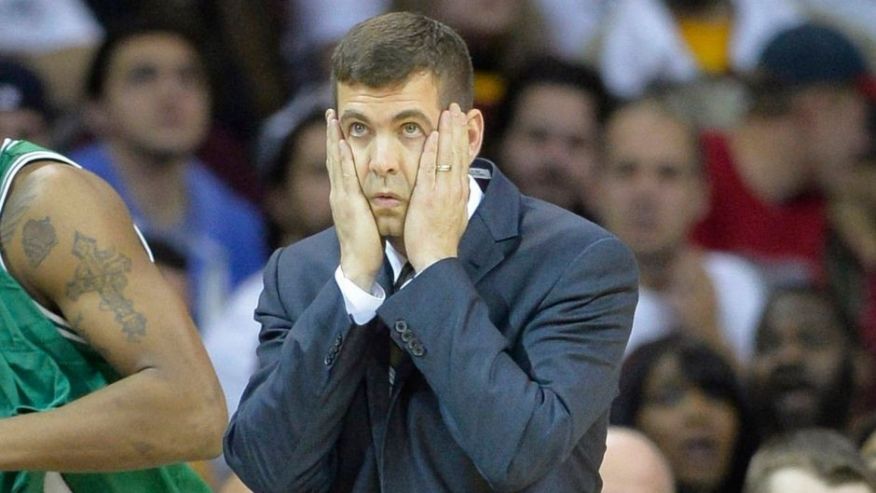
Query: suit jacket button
334 334 344 348
324 354 335 366
394 320 407 333
400 330 413 343
409 340 426 357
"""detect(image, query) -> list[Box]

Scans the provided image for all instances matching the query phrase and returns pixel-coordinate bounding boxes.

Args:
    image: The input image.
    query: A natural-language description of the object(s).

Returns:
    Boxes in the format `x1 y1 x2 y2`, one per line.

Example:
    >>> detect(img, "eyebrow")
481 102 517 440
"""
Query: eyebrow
339 109 431 124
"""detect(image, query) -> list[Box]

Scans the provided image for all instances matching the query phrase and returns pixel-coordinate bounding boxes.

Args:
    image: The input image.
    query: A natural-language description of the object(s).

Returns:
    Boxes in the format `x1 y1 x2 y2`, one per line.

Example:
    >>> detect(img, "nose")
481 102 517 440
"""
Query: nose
774 340 805 366
368 134 399 176
680 388 715 424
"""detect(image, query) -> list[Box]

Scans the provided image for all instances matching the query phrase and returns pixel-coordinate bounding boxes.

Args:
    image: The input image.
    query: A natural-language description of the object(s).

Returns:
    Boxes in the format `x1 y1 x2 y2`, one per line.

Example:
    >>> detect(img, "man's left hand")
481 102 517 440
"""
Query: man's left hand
404 103 472 272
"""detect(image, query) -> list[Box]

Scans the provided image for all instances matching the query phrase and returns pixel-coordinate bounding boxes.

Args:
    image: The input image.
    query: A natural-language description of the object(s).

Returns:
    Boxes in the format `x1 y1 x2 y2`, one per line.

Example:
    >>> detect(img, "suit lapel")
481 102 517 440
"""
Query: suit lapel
458 159 520 284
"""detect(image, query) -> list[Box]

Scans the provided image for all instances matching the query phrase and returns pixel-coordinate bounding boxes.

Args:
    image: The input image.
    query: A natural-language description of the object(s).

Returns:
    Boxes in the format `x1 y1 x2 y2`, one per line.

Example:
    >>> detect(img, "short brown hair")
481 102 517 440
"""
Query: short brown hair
744 428 876 493
330 11 474 109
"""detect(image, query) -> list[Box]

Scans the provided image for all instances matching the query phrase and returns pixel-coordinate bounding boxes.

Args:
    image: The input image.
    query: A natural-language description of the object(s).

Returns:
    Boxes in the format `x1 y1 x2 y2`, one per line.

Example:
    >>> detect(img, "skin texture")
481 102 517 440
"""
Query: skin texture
636 354 740 492
0 161 226 471
326 71 484 289
601 427 675 493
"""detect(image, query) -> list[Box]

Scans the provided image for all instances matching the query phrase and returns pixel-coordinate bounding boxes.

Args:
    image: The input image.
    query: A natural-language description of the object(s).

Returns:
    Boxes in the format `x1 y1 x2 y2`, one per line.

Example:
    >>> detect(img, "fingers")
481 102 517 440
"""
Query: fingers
435 103 471 186
325 108 359 194
416 131 440 190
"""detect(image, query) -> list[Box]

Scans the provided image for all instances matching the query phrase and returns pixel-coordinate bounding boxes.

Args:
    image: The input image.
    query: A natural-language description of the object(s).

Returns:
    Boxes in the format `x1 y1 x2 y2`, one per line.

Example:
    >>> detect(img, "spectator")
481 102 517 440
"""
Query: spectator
0 59 52 146
748 284 861 439
613 334 760 493
72 19 267 325
693 23 874 284
597 97 766 362
489 56 611 219
744 428 875 493
205 95 332 420
601 426 675 493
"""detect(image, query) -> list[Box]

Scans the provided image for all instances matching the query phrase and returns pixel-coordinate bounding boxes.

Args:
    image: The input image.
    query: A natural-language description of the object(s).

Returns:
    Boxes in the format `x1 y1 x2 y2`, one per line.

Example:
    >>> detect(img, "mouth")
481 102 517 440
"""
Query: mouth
370 192 403 209
681 434 721 466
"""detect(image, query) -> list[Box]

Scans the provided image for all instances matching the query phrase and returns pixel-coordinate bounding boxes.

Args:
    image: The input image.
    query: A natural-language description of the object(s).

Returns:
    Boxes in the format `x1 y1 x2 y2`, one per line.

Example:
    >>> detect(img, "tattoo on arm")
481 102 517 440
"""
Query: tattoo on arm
0 189 37 255
65 231 147 342
22 217 57 267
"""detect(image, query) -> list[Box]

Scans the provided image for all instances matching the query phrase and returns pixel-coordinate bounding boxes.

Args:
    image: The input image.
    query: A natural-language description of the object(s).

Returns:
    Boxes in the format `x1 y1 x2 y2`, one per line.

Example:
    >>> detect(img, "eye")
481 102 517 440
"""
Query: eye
348 122 368 138
401 122 423 137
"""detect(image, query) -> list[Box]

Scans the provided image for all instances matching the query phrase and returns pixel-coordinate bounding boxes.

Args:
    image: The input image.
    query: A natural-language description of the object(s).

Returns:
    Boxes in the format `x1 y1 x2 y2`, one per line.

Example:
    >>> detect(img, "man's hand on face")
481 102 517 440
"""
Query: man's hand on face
326 109 384 291
404 103 472 272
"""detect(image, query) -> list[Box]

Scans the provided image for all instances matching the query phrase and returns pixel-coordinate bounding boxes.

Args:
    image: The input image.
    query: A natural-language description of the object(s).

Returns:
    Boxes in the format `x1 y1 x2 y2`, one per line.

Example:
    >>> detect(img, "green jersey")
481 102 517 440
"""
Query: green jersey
0 139 211 493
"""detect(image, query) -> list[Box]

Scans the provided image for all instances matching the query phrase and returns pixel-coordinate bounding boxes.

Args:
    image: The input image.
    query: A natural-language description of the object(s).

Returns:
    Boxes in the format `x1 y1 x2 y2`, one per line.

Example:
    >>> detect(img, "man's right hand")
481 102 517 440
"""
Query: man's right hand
326 109 383 290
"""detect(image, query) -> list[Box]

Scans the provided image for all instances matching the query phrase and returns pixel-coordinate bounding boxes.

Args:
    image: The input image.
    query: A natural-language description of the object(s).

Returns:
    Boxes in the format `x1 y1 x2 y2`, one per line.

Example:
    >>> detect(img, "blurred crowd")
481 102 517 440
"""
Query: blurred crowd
2 0 876 491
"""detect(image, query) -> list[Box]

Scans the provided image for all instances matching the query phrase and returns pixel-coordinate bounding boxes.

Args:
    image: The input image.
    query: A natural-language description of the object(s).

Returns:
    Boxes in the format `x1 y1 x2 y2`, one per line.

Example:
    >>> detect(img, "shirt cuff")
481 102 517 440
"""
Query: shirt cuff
334 266 385 324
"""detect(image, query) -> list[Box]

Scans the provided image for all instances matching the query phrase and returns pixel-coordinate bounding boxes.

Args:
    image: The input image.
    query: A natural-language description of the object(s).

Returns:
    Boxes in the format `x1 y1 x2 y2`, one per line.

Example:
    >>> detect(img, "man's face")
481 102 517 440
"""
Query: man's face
597 105 704 259
499 83 599 213
337 72 443 239
97 33 210 160
765 468 873 493
749 291 850 433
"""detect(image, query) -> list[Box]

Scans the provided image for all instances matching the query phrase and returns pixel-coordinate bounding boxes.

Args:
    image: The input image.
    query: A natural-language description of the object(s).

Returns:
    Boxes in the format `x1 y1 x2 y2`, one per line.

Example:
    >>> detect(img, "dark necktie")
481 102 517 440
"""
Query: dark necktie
388 262 415 389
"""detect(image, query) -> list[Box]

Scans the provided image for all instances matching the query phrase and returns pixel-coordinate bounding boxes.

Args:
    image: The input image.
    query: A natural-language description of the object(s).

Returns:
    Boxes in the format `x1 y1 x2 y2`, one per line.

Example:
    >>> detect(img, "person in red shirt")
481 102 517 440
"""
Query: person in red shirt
692 23 874 285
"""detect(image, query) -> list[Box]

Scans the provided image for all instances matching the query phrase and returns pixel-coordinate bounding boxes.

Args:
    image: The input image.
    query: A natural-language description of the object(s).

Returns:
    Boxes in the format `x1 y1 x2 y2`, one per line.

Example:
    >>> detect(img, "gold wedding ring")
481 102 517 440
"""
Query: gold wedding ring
436 164 453 172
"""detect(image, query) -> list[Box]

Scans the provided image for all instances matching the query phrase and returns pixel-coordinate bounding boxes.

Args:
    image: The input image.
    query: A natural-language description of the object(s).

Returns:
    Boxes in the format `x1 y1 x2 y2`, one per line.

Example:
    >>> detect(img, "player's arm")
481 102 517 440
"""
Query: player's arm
0 162 227 471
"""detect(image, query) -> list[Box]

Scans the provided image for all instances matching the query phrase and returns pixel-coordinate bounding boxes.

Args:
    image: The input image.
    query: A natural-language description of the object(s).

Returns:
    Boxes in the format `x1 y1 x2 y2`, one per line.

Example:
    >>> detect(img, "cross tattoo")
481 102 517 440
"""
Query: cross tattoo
66 231 146 341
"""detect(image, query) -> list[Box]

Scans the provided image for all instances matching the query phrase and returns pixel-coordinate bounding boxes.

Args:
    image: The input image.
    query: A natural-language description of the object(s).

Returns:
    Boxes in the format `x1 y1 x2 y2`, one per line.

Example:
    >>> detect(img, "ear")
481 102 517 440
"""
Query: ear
465 108 485 161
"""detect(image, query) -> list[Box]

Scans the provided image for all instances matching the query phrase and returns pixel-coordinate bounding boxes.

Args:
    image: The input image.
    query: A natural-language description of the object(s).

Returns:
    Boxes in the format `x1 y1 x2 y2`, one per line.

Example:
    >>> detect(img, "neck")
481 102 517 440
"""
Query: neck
636 248 681 290
107 140 190 231
730 119 810 203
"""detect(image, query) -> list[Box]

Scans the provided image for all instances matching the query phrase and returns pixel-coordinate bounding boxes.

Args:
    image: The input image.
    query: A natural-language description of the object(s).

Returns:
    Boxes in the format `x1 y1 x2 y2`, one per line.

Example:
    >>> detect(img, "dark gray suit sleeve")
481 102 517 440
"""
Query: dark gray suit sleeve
377 236 638 491
223 249 371 492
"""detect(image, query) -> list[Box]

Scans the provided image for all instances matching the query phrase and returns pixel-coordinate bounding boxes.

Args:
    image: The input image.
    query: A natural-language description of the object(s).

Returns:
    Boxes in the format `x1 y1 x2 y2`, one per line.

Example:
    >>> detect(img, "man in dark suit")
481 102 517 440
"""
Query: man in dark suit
224 11 638 492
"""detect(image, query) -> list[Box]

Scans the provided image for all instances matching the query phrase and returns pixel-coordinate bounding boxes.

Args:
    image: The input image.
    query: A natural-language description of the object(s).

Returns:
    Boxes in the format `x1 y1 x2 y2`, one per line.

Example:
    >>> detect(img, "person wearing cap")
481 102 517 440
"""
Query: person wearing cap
692 22 874 286
0 59 52 146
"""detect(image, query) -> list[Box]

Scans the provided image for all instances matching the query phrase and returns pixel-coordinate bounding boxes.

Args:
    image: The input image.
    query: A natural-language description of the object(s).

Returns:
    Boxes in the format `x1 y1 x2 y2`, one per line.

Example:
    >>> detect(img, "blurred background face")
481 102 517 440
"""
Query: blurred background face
797 87 870 184
0 109 49 146
749 291 850 433
598 104 704 259
499 83 599 213
95 33 210 161
636 353 740 492
430 0 522 39
268 121 332 241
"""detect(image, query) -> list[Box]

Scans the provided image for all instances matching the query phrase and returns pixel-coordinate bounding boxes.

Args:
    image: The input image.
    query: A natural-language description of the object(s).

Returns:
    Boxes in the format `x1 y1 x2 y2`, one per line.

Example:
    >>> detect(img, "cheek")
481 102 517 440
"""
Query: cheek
636 407 680 440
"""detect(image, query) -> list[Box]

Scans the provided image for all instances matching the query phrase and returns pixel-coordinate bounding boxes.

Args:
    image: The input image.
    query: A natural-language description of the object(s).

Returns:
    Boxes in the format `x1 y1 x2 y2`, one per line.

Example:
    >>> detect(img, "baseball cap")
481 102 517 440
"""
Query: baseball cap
0 59 49 115
758 23 876 100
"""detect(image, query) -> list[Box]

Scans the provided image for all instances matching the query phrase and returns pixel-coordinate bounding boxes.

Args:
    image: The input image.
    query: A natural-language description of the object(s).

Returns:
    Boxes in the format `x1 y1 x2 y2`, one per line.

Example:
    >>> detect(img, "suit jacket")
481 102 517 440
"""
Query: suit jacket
224 159 639 492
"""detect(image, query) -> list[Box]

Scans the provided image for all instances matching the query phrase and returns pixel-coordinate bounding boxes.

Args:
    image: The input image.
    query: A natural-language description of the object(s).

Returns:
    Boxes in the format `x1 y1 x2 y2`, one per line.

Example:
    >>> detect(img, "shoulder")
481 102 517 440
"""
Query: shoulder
518 196 629 259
